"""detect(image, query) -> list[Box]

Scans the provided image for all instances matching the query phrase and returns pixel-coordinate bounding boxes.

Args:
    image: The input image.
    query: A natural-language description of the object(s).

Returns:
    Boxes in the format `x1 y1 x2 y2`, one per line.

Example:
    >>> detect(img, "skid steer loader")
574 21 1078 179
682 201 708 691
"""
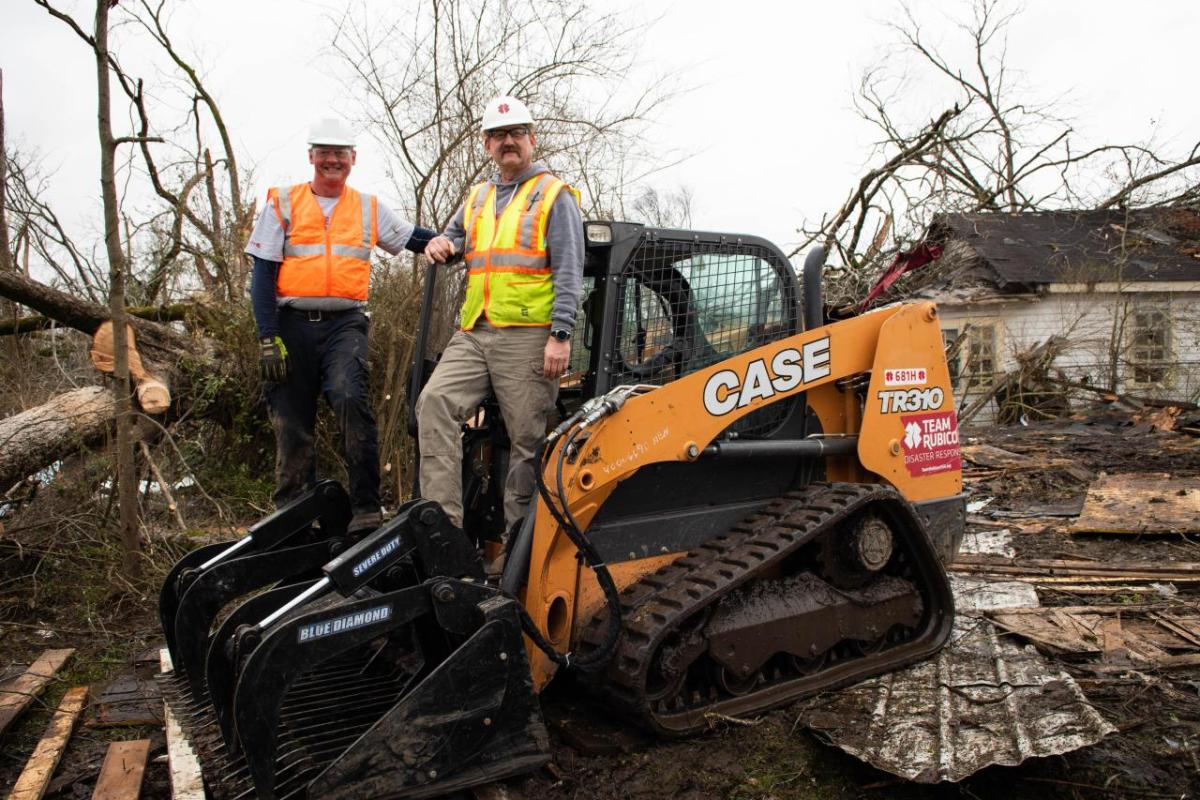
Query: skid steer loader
160 222 965 799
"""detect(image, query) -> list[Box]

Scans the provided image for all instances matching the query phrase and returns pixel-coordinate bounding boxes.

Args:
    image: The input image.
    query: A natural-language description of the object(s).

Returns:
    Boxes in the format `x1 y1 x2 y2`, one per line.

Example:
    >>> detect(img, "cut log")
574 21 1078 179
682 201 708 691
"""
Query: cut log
0 649 75 736
91 322 170 414
8 686 89 800
0 387 118 489
91 739 150 800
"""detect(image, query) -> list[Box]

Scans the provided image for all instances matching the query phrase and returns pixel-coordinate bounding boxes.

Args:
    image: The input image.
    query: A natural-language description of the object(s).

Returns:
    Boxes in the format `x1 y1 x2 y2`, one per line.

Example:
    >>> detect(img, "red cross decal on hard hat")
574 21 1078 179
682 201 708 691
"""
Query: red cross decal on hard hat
498 103 510 114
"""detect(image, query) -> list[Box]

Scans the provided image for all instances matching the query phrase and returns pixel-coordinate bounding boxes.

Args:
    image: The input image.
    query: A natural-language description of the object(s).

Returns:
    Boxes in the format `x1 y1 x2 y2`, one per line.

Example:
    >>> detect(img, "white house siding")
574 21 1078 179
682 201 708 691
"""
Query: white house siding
934 289 1200 421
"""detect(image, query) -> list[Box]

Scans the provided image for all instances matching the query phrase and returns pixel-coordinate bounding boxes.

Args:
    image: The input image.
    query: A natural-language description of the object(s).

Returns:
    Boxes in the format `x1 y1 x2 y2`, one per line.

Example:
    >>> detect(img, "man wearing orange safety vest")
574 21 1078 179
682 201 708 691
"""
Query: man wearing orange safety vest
245 118 438 533
420 96 584 572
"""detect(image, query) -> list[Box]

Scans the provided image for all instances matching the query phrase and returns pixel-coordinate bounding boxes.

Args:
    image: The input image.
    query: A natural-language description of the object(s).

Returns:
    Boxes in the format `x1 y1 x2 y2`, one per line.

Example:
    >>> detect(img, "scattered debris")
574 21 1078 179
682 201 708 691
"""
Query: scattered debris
958 528 1015 558
543 701 649 756
1071 473 1200 535
990 605 1200 663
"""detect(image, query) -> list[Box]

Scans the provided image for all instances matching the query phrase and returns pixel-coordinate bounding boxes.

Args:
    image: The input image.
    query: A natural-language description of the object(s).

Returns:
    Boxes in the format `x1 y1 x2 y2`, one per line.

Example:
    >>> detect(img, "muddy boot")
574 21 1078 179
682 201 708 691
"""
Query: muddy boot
485 552 507 581
348 509 383 536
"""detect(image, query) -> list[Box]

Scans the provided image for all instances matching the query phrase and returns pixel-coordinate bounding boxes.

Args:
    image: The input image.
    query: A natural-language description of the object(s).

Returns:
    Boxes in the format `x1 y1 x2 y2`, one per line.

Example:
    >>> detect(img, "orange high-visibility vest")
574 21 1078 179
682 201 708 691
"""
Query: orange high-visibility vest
460 172 579 329
268 183 378 301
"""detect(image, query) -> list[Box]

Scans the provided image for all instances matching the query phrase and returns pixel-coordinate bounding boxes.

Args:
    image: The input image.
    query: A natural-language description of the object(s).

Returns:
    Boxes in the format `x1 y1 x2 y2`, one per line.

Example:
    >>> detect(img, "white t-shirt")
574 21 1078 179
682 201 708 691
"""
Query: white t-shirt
245 191 414 261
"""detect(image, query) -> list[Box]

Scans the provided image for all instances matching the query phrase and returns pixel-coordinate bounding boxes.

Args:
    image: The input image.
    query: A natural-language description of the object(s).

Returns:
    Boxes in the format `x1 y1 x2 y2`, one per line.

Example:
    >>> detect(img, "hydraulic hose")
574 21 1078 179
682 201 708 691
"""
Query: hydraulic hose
509 415 624 673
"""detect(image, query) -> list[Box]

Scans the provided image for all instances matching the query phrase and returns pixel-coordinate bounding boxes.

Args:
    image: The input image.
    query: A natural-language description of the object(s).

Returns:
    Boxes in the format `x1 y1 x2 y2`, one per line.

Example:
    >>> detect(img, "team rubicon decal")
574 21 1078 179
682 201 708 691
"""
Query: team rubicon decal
703 337 831 416
899 411 961 477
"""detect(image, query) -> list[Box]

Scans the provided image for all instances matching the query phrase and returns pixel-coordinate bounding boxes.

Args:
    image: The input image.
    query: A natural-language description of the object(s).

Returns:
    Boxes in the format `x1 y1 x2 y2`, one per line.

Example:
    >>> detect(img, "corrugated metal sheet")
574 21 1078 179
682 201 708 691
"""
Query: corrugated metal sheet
796 576 1114 782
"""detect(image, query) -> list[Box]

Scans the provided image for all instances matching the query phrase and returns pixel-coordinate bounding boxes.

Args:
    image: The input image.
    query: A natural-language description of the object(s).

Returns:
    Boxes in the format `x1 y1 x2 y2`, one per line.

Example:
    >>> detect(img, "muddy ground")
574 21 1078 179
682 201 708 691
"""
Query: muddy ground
2 409 1199 799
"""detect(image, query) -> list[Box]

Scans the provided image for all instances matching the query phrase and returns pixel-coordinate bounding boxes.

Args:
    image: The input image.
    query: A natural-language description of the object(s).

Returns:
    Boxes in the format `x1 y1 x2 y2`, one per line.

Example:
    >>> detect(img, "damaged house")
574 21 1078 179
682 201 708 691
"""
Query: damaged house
892 207 1200 420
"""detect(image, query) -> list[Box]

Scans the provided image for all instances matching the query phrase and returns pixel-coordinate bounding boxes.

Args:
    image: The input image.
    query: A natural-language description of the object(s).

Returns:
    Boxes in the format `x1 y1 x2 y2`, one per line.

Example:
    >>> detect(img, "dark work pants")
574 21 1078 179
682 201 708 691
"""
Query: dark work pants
266 309 380 513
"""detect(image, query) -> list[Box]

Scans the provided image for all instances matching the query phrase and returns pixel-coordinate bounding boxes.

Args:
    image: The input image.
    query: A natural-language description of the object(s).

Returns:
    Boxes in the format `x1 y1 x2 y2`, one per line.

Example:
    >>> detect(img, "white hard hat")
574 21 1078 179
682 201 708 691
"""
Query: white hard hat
481 96 534 131
307 118 356 147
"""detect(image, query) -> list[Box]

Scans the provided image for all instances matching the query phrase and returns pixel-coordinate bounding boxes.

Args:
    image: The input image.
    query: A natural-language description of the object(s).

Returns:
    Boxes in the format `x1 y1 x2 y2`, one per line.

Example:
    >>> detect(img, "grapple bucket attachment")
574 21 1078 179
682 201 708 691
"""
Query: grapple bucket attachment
161 492 550 799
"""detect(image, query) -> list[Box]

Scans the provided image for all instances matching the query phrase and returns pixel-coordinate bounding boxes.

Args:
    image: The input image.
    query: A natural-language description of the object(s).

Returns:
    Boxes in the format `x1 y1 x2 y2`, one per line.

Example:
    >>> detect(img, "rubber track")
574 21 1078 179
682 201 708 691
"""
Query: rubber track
578 482 953 736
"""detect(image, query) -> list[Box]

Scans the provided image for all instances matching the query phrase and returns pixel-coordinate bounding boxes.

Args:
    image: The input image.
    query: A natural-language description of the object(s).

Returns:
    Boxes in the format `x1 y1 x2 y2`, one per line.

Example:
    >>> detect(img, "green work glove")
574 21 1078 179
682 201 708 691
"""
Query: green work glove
259 336 289 383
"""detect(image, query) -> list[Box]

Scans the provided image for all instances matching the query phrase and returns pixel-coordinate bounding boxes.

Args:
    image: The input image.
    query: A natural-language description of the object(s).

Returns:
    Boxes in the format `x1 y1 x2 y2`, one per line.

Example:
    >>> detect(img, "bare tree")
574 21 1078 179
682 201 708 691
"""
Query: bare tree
799 0 1200 309
331 0 675 233
94 0 146 575
631 185 694 229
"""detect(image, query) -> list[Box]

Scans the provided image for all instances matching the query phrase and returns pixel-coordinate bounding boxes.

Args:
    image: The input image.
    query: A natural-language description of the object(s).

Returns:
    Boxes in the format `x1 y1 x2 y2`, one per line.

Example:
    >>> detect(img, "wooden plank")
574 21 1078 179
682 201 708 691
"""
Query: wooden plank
1150 612 1200 649
1100 617 1129 664
1071 472 1200 535
90 674 162 728
991 612 1096 655
8 687 89 800
0 649 75 736
995 604 1199 615
953 554 1200 574
91 739 150 800
159 649 204 800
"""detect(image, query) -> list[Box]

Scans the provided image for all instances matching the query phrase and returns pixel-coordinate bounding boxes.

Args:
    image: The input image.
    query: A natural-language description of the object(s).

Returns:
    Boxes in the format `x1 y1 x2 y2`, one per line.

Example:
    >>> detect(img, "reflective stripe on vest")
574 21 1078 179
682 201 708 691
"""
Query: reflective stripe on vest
269 183 377 301
459 173 578 329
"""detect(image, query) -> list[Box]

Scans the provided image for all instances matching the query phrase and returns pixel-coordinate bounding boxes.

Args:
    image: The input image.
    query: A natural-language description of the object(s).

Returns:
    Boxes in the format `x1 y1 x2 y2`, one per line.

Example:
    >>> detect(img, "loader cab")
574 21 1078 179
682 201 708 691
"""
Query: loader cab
567 223 820 559
566 222 803 434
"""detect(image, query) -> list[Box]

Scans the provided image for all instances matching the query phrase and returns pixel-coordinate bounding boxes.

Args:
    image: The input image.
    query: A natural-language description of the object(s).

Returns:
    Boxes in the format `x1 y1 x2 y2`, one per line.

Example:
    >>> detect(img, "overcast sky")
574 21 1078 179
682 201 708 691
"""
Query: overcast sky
3 0 1198 263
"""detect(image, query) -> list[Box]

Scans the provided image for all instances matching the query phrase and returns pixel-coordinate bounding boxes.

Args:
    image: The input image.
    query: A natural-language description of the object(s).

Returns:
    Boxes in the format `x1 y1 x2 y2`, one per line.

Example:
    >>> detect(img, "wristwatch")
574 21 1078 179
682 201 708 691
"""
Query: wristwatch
550 328 571 342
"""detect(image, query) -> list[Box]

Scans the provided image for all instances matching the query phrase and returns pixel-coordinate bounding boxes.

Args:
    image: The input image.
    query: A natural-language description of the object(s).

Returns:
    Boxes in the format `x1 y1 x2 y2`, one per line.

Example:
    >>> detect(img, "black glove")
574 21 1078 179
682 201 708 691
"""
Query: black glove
259 336 289 382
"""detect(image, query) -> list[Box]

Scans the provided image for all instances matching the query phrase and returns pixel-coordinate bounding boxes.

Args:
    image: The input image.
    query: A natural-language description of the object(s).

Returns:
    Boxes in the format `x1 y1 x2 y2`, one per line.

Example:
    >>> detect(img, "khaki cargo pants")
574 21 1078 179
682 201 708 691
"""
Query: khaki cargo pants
415 322 557 529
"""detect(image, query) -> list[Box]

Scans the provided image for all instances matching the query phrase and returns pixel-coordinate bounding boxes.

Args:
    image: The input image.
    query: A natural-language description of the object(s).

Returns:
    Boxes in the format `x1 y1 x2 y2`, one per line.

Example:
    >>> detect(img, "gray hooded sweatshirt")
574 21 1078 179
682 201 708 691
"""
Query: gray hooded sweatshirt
443 163 584 332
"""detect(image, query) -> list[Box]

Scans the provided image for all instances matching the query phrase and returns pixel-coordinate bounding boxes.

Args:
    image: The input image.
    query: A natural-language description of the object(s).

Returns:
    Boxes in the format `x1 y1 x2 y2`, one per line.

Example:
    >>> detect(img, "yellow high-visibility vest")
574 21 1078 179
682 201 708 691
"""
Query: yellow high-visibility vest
459 172 579 329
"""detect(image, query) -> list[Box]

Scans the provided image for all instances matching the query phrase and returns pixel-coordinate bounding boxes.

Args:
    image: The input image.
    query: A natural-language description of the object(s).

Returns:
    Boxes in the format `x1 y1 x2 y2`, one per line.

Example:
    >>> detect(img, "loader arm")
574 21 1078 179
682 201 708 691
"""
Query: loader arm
520 301 961 687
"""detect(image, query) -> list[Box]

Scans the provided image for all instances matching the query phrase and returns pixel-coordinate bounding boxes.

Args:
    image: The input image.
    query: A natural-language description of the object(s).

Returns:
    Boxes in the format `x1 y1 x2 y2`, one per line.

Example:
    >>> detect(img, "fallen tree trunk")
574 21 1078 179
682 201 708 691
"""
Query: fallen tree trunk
0 269 192 363
0 386 119 488
0 303 193 335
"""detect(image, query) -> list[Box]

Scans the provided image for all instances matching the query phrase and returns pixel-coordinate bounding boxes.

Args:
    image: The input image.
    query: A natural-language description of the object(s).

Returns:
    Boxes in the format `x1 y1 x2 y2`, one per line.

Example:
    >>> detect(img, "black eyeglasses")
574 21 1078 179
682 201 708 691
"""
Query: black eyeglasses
485 127 530 142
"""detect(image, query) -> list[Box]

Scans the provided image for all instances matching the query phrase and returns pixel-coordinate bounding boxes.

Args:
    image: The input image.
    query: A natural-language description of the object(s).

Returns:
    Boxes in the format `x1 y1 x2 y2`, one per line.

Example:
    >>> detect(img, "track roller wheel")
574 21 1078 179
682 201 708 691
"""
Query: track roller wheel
788 650 830 676
711 663 759 696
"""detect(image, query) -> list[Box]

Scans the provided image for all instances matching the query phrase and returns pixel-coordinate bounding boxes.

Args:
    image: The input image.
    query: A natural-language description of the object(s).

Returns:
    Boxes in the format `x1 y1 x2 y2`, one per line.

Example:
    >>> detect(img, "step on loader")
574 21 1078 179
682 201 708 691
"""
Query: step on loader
161 222 965 798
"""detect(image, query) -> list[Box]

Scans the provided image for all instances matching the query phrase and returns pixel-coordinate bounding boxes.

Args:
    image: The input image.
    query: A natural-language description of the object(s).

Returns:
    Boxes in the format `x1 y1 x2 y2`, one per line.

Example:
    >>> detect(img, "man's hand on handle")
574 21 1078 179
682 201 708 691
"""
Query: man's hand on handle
425 235 456 263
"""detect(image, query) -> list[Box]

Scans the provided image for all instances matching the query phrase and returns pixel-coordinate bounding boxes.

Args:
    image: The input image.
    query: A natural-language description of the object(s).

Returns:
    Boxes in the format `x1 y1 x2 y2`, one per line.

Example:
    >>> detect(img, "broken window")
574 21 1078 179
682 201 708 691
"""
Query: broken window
964 324 997 388
1128 306 1172 386
942 327 961 385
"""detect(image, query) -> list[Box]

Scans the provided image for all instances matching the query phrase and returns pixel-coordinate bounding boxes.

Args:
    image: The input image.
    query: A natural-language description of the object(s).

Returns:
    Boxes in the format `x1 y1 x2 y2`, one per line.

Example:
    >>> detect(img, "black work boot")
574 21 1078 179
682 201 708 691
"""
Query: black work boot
348 509 383 536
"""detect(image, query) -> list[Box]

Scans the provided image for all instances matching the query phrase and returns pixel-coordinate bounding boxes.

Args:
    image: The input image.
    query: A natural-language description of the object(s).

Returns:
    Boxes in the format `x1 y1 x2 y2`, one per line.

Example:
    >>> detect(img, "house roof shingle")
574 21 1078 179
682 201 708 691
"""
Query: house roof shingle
928 208 1200 287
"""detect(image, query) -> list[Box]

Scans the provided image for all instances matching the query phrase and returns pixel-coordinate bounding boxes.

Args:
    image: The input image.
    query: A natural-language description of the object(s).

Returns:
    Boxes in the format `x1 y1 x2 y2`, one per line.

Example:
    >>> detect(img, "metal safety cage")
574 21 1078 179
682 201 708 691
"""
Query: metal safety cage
606 228 802 439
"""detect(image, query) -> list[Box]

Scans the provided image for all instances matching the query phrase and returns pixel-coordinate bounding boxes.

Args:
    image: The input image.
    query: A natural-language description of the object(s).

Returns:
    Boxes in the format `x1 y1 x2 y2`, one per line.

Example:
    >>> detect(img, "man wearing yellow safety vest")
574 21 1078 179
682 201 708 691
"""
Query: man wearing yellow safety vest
245 118 438 533
420 95 585 572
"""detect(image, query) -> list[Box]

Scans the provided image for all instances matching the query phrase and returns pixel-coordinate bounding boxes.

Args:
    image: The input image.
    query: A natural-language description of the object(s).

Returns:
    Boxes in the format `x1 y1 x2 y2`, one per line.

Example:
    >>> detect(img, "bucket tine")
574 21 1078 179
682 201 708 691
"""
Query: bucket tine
173 540 338 698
